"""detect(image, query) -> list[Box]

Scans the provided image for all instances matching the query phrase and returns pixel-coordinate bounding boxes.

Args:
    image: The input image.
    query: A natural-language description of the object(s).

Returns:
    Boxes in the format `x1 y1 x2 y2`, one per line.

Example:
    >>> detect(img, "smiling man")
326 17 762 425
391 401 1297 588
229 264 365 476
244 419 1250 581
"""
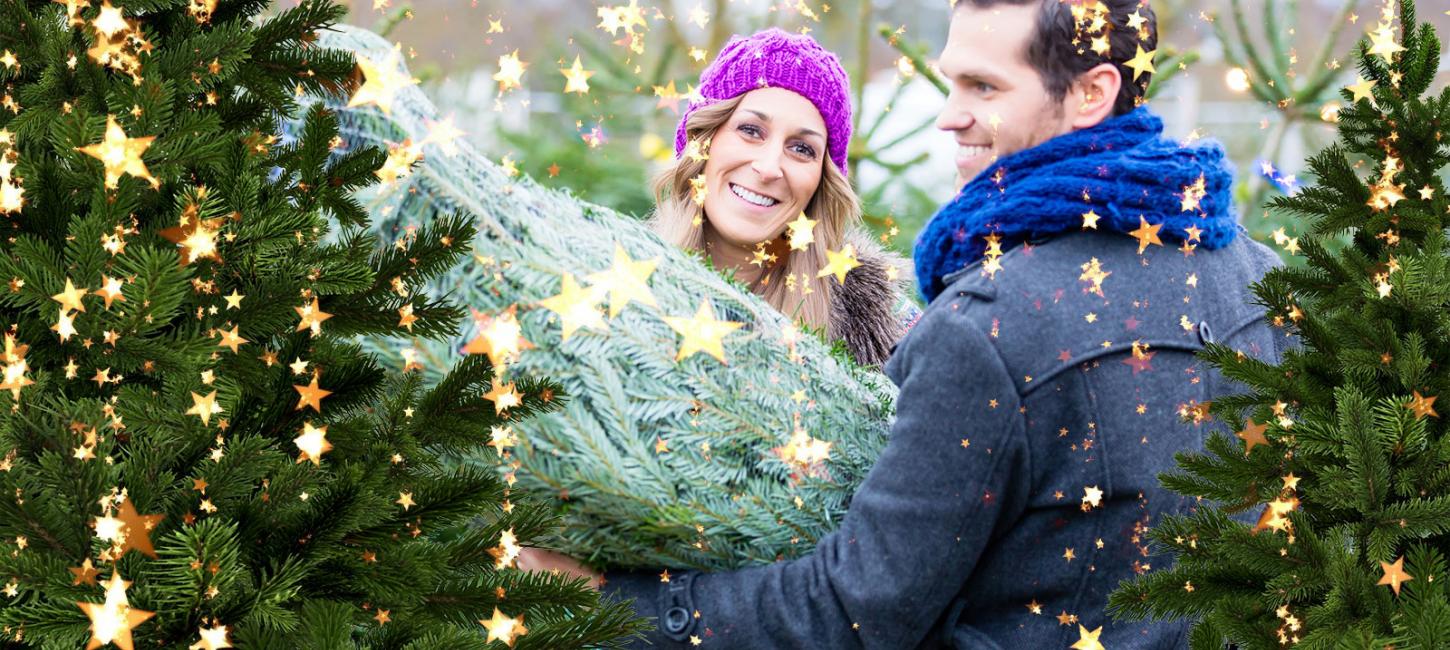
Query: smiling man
521 1 1285 647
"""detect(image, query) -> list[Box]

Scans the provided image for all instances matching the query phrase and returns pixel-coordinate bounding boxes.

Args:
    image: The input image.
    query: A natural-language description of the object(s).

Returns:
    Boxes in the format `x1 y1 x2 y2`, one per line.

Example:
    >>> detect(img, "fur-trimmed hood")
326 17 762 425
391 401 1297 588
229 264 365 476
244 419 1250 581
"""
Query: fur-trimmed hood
828 229 918 367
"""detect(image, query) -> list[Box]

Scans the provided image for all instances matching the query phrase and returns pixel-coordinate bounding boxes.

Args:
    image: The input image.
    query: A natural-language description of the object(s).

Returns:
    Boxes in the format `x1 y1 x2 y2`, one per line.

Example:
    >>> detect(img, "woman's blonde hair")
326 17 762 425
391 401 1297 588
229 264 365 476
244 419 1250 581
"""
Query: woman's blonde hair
649 95 861 335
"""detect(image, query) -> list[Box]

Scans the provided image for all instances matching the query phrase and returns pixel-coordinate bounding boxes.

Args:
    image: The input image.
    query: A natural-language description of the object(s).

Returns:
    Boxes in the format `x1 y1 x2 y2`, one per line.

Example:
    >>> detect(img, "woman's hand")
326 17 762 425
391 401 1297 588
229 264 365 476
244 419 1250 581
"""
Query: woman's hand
516 547 603 591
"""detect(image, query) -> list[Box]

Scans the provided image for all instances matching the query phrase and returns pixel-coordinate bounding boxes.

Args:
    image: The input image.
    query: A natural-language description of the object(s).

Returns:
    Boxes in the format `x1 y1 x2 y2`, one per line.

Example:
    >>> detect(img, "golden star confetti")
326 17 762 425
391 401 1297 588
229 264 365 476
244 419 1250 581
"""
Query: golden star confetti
1407 390 1438 419
493 50 527 94
1124 44 1157 81
188 623 231 650
216 326 247 353
293 374 331 412
479 607 528 647
1236 418 1268 455
560 55 595 94
112 498 164 558
1078 257 1111 296
0 333 33 400
818 244 862 284
375 139 422 184
347 45 419 114
294 297 333 336
539 273 607 341
421 115 466 157
293 422 332 465
1367 21 1406 63
786 212 817 251
1378 556 1413 596
1347 75 1377 104
584 245 659 318
688 173 708 206
1071 625 1105 650
77 116 156 189
78 572 154 650
488 528 522 569
70 558 100 586
773 427 833 470
1128 216 1164 254
663 300 743 363
186 391 223 427
464 305 534 366
483 377 523 414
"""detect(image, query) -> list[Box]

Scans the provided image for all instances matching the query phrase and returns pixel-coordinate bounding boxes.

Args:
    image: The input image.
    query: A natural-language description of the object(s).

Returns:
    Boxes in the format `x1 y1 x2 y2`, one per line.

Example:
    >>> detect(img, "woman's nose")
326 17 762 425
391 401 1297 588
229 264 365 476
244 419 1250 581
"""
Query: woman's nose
751 152 783 182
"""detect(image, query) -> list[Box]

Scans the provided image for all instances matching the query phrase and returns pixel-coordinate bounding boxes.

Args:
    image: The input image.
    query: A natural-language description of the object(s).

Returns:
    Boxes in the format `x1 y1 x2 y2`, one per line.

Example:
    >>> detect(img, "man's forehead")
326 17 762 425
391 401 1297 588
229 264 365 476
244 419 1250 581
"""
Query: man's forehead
940 5 1034 73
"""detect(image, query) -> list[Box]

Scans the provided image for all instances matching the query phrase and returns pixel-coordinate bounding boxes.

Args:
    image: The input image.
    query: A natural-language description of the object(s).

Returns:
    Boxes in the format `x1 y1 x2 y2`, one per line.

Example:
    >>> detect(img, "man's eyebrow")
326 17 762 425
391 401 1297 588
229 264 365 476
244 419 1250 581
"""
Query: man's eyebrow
743 109 825 140
940 62 1009 85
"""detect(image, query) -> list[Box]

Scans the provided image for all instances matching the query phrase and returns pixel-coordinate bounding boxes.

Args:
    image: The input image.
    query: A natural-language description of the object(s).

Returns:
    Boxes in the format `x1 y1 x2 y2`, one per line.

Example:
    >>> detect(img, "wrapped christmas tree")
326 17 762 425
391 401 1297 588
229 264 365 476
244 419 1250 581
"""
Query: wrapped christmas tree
1110 1 1450 646
312 27 899 571
0 0 645 647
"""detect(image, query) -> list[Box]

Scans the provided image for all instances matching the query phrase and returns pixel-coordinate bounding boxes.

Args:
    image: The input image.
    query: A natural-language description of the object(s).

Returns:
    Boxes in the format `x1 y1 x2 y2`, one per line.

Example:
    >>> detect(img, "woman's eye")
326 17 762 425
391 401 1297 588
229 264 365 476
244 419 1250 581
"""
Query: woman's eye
791 143 817 159
975 82 995 93
738 124 763 138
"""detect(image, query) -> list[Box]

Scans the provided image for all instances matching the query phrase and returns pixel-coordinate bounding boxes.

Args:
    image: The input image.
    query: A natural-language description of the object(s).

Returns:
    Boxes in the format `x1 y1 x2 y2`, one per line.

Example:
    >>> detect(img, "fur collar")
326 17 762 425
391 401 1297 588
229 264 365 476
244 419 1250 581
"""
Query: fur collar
829 229 916 367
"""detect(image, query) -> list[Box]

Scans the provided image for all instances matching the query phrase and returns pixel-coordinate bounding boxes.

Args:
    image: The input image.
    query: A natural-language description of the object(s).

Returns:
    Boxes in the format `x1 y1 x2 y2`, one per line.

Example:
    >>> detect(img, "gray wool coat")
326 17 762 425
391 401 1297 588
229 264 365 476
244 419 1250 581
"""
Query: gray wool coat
603 227 1285 649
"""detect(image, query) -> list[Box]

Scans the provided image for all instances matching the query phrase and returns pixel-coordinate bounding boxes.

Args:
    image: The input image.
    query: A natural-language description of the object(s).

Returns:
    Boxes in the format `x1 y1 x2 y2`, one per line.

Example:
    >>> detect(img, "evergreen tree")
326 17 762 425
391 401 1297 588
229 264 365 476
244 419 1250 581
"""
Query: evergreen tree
316 26 901 571
1110 1 1450 647
0 0 642 647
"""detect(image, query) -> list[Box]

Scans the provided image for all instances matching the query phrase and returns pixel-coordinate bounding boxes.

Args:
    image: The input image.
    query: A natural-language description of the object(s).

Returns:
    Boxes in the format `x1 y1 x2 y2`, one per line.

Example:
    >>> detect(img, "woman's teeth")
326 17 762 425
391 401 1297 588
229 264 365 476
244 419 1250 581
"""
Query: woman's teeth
731 183 779 207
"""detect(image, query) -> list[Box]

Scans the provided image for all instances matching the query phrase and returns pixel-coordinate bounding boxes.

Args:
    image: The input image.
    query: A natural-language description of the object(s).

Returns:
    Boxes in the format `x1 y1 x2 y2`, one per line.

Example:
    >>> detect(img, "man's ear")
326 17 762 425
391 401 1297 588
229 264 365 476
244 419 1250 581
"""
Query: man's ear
1067 62 1123 129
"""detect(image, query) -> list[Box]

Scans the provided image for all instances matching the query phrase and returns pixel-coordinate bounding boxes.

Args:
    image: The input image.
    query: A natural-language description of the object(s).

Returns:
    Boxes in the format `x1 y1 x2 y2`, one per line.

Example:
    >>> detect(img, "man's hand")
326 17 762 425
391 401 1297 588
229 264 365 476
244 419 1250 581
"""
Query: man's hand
517 547 603 591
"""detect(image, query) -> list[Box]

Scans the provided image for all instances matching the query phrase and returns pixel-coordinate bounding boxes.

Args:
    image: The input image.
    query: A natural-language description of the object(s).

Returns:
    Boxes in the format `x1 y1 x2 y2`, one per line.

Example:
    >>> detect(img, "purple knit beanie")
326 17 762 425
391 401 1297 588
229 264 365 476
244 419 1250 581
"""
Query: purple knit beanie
674 28 853 176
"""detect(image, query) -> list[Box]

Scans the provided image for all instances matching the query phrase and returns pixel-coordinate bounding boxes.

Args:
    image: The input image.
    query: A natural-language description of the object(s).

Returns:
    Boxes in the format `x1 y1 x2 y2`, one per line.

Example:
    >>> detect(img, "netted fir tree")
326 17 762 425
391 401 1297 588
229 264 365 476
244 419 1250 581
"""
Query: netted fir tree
0 0 644 647
313 26 901 572
1109 1 1450 648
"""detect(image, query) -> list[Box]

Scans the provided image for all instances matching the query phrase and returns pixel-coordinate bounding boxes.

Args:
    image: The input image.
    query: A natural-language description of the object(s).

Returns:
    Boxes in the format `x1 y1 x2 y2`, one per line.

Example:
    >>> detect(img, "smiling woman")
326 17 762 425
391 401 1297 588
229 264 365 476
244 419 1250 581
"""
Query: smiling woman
651 28 916 367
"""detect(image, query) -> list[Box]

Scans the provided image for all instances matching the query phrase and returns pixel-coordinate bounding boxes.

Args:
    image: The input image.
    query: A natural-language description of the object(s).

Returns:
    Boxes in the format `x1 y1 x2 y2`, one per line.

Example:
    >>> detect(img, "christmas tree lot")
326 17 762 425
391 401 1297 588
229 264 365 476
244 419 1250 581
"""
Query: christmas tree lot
1110 0 1450 647
0 0 644 647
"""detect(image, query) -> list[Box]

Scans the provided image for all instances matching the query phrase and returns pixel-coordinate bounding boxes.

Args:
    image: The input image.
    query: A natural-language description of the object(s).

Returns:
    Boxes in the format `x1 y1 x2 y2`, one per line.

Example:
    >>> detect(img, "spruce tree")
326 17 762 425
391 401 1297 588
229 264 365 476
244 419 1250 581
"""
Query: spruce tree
1110 1 1450 647
0 0 642 647
315 26 902 571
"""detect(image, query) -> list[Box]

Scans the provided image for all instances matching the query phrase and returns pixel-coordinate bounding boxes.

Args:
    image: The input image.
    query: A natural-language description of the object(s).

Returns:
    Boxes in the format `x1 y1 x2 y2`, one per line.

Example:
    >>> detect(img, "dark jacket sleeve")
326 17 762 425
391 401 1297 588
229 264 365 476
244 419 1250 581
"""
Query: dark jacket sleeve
602 297 1031 648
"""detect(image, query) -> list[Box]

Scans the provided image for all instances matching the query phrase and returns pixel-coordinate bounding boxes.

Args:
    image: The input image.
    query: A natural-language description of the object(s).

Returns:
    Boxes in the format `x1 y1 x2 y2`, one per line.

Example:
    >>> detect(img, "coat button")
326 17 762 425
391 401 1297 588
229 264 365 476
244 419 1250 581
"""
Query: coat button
1197 320 1214 345
664 606 690 634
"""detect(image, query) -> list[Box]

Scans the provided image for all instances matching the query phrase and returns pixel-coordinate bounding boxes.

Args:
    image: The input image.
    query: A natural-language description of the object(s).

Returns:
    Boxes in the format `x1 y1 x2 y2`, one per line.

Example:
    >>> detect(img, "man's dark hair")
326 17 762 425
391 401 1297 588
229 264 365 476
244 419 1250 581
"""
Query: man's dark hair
955 0 1158 116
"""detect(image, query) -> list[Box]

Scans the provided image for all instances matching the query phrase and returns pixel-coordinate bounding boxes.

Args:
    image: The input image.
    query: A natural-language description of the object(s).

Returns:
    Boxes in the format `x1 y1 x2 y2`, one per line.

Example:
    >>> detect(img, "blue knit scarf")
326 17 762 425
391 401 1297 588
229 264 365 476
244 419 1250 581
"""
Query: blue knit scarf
913 107 1240 302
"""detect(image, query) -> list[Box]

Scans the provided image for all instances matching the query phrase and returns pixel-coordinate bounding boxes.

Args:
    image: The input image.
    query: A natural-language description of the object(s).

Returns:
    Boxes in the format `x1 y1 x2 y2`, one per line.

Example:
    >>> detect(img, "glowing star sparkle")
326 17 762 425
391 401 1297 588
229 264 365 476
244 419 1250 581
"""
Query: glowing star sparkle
76 116 156 189
560 56 595 95
818 244 862 284
584 245 659 317
347 46 419 115
78 572 155 650
493 50 527 94
463 305 534 366
293 422 332 465
786 212 817 251
479 607 528 647
539 273 607 341
663 300 743 363
186 390 224 426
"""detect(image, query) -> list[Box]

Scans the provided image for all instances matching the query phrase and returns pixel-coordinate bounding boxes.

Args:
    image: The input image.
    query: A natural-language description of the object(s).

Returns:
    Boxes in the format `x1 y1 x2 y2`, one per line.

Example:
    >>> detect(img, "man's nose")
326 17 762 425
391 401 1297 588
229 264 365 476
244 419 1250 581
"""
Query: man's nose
936 95 974 132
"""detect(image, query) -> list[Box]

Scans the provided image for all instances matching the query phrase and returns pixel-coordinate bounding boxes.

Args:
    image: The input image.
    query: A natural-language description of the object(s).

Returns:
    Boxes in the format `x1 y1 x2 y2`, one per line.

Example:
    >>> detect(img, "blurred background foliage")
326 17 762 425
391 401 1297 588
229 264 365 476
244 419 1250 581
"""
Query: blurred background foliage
337 0 1450 264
